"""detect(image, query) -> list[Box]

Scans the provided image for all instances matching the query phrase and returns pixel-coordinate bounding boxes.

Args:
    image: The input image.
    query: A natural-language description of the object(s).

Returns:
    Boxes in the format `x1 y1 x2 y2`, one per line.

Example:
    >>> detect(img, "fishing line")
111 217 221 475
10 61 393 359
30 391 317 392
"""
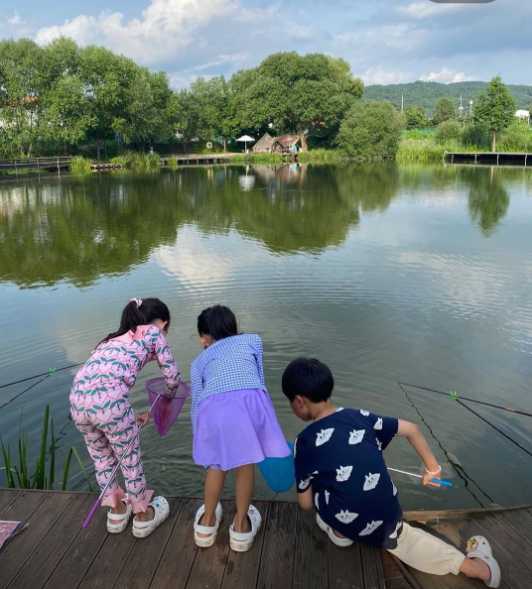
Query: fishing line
0 374 51 410
398 382 494 507
456 399 532 459
398 381 532 419
0 363 82 390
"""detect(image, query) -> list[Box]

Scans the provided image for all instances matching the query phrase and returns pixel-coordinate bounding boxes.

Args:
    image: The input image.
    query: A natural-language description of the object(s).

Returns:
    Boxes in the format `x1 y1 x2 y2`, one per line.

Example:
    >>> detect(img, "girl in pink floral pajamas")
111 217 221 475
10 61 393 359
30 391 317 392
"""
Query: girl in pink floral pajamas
70 298 181 537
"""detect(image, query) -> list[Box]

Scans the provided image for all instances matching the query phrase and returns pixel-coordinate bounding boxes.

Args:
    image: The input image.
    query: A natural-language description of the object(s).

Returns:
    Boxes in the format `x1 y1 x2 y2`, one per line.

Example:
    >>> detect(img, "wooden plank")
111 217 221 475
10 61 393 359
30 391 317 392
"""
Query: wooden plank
6 493 93 589
382 552 413 589
220 502 271 589
0 490 18 512
361 545 386 589
327 541 364 589
148 499 199 589
186 500 234 589
292 509 328 589
112 498 181 589
256 501 297 589
42 500 109 589
0 490 52 589
78 527 137 589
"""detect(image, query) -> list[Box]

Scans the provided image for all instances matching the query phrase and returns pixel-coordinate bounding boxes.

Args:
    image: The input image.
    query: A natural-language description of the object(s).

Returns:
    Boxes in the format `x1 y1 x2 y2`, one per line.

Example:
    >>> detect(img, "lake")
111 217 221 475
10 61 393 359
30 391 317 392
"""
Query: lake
1 163 531 510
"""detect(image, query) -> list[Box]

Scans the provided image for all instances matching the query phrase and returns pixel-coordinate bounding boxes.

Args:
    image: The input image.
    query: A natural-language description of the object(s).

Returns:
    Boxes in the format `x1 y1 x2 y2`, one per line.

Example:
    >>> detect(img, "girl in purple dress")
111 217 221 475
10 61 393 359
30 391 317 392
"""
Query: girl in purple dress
191 305 290 552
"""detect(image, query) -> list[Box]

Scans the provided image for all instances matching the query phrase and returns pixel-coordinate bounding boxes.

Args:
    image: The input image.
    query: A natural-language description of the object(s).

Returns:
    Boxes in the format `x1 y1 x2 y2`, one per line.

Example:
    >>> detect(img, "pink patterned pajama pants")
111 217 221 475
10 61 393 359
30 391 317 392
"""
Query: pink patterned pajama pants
71 395 153 513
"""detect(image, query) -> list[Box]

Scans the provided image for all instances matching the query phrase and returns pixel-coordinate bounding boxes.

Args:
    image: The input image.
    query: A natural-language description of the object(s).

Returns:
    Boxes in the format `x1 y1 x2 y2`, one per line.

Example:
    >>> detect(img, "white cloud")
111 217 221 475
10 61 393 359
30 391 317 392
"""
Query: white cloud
399 1 466 20
7 12 25 26
361 67 411 86
421 68 473 84
35 0 237 65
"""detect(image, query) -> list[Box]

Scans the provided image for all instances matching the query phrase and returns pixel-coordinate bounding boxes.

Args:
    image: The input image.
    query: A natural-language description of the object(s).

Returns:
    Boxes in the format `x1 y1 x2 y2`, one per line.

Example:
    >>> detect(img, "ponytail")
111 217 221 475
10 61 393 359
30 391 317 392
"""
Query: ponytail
98 297 171 345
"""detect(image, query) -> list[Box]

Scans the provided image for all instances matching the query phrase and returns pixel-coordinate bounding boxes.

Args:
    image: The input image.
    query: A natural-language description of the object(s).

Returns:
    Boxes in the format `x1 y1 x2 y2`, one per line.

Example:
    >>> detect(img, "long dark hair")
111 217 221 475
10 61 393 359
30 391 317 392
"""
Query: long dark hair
197 305 238 341
100 298 171 344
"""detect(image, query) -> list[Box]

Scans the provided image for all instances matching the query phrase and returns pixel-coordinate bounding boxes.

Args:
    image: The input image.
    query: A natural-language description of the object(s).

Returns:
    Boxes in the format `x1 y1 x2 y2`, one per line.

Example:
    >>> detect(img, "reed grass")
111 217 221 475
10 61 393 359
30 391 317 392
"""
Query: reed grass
69 156 92 176
0 404 84 491
111 151 161 173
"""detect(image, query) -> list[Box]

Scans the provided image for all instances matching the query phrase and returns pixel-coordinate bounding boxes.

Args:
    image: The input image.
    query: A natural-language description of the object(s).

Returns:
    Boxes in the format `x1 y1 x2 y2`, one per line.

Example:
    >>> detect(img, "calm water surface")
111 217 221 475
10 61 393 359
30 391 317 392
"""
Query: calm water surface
1 164 531 510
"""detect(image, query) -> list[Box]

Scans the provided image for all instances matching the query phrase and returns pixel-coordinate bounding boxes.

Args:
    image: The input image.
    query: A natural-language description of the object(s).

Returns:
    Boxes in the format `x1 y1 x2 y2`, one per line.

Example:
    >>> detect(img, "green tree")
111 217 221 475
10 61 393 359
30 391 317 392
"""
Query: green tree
337 101 403 161
404 106 429 129
473 77 516 151
434 120 462 145
0 39 46 157
229 52 363 147
433 98 456 125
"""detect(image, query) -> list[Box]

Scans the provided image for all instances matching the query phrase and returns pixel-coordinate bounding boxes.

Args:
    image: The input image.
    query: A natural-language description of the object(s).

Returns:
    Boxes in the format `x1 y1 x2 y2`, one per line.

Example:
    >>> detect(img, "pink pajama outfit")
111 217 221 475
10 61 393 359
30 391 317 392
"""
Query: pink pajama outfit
70 324 180 513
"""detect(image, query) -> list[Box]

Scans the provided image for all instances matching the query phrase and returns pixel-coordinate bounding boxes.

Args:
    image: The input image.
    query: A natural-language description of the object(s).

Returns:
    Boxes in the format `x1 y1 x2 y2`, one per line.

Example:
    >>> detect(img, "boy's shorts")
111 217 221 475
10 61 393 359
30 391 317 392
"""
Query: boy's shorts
387 522 465 576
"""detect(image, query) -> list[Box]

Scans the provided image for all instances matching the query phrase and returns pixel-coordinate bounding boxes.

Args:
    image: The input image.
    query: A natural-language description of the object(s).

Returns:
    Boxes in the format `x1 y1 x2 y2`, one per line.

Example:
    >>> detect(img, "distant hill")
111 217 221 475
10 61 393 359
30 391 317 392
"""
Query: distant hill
364 81 532 113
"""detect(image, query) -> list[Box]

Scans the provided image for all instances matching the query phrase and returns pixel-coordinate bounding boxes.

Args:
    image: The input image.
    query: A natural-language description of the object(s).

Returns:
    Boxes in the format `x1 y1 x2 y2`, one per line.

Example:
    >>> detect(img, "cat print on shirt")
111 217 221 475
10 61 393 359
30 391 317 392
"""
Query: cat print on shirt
349 429 365 445
324 490 330 505
374 417 383 430
359 520 383 536
360 409 370 417
336 465 353 482
298 476 312 491
392 481 398 496
376 439 382 451
389 520 402 540
335 510 359 524
363 472 380 491
316 428 335 447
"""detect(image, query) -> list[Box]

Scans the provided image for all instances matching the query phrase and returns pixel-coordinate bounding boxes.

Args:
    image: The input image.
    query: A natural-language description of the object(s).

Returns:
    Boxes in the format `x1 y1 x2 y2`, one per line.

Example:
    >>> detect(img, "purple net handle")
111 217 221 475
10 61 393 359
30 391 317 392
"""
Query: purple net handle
82 394 162 529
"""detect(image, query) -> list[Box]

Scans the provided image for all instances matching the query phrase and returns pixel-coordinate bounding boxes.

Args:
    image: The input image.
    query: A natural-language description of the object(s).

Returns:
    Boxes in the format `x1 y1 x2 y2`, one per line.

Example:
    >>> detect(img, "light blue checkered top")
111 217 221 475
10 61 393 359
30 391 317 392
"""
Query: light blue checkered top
190 333 266 423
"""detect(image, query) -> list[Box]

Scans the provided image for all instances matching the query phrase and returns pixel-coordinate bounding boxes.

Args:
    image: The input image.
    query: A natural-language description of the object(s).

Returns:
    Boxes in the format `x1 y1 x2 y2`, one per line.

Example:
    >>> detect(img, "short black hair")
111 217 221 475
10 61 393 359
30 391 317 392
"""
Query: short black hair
197 305 238 341
282 357 334 403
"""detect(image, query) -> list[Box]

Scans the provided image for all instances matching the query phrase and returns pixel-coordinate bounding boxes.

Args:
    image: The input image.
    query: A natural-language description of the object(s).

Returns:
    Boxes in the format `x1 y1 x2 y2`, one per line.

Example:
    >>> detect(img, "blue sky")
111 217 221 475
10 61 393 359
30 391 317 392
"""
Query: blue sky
1 0 531 88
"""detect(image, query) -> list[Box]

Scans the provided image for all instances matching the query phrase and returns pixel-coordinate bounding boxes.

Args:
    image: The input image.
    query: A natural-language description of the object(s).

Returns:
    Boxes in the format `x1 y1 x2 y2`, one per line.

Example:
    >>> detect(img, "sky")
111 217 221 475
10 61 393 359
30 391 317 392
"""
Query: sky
1 0 531 89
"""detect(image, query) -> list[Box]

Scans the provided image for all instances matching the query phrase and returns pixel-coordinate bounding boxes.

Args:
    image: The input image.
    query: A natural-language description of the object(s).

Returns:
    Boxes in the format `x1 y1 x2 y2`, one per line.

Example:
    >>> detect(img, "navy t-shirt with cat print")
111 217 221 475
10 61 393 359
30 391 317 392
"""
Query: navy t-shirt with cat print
294 408 403 548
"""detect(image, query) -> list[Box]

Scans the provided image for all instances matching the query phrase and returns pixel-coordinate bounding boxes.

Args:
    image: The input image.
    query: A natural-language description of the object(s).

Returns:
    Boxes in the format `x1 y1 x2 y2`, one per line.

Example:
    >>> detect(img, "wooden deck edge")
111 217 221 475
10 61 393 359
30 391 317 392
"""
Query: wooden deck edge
2 488 530 521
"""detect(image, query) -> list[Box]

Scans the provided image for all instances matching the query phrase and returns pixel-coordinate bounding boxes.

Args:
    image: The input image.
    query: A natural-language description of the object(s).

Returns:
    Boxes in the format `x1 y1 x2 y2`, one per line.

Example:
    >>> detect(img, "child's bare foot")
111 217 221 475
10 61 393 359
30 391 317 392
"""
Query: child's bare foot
232 515 251 533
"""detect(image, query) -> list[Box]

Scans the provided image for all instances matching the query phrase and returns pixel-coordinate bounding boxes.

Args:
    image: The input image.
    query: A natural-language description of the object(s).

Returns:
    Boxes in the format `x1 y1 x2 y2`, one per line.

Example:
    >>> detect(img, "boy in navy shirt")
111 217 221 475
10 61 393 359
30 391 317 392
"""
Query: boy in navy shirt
282 358 501 588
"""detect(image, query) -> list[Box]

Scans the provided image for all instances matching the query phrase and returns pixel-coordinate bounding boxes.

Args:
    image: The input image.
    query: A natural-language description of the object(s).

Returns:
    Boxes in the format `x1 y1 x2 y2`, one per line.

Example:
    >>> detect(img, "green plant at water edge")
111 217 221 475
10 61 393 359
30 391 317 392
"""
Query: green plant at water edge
111 151 161 173
70 156 92 176
0 404 82 491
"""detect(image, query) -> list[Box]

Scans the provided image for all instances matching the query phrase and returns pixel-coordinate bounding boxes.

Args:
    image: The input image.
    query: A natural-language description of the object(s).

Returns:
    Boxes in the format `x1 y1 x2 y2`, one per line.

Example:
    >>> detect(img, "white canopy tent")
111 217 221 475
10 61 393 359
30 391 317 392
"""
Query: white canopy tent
236 135 255 152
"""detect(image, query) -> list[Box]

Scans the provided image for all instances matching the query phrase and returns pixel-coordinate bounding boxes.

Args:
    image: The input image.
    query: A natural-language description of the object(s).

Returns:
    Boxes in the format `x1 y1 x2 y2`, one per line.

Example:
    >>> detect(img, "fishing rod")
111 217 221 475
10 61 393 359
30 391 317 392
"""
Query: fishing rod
398 381 532 419
82 393 161 529
0 363 83 390
398 382 494 507
387 467 453 488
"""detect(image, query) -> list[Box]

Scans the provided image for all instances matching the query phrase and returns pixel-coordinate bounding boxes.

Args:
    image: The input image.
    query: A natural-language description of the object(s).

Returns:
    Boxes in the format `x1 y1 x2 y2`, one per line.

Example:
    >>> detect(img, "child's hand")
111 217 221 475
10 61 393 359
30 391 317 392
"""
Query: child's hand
136 411 151 428
422 464 442 487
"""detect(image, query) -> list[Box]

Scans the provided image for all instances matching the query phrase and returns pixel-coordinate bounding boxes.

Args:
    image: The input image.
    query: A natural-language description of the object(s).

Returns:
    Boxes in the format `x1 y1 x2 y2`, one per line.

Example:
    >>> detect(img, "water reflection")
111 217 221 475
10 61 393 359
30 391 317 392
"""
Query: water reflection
0 164 528 287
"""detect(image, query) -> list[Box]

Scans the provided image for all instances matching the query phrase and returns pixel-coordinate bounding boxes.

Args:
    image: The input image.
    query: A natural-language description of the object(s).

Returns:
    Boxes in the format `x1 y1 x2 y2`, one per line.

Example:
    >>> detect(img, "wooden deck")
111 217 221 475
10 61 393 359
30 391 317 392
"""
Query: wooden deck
0 490 531 589
444 151 531 167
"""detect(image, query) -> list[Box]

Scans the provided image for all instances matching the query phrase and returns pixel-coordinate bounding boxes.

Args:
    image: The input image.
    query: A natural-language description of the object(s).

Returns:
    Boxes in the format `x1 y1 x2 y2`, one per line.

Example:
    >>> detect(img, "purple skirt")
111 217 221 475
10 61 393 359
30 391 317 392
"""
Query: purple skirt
193 388 291 471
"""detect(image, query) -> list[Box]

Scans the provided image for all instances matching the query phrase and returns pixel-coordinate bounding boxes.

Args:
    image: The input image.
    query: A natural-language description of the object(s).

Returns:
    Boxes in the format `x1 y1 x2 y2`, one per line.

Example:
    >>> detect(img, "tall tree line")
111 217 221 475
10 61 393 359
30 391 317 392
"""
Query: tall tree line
0 40 364 158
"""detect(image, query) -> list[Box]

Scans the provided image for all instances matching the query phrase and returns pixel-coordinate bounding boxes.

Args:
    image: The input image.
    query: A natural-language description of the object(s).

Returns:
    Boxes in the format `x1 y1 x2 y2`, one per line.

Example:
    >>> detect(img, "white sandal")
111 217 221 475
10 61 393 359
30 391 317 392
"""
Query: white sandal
194 503 223 548
316 513 354 548
229 505 262 552
132 496 170 539
466 535 501 588
107 501 132 534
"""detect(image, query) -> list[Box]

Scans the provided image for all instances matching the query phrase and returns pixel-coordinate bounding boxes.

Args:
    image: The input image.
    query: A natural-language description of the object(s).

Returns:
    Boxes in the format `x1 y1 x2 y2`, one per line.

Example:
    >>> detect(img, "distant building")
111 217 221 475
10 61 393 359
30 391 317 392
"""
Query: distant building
271 134 303 154
252 133 274 153
515 110 530 124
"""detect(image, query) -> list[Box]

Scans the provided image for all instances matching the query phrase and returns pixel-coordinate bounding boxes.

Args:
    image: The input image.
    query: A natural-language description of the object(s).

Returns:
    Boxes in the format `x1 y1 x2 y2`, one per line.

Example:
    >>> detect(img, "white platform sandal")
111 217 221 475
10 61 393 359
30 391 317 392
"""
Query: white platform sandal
132 496 170 539
107 501 132 534
316 513 354 548
466 535 501 588
229 505 262 552
194 502 223 548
